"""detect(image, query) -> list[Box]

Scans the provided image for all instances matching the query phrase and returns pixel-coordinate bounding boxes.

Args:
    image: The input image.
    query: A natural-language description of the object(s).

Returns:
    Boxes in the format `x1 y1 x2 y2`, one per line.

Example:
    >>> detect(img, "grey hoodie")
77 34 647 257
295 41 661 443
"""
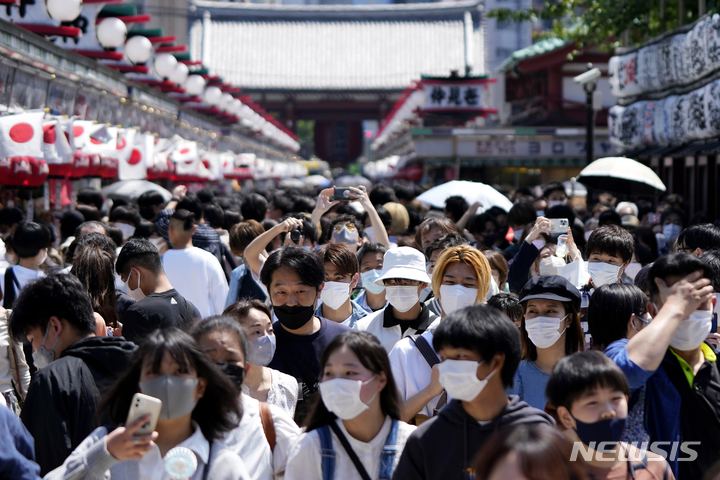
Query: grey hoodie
392 396 555 480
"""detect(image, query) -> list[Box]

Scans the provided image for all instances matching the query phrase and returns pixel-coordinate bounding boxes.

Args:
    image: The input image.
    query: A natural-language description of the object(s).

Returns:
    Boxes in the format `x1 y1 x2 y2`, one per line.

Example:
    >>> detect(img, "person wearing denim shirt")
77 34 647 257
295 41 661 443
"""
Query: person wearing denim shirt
314 244 367 329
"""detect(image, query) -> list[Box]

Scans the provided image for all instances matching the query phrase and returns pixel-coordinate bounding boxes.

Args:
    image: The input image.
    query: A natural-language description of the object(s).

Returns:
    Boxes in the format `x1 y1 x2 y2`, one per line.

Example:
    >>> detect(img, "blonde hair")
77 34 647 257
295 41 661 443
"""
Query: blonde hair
383 202 410 236
432 245 492 304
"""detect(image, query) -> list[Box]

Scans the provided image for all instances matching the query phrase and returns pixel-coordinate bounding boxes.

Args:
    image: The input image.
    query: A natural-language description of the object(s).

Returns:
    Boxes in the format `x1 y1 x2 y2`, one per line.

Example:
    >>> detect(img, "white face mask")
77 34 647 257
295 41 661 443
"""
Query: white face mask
547 200 565 209
385 285 420 313
625 262 642 281
525 315 568 349
439 284 478 316
319 376 378 420
538 256 565 276
321 281 351 310
247 335 276 366
361 270 385 295
588 262 621 288
513 228 524 241
39 249 47 265
663 223 682 244
124 268 146 301
438 360 495 402
532 238 546 250
117 223 136 241
670 310 713 350
4 252 17 265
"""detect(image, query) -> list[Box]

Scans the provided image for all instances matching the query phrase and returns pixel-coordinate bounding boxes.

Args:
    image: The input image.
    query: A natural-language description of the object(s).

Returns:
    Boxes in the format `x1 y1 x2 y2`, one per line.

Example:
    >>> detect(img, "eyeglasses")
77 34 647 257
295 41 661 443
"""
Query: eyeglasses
677 246 693 253
333 223 357 232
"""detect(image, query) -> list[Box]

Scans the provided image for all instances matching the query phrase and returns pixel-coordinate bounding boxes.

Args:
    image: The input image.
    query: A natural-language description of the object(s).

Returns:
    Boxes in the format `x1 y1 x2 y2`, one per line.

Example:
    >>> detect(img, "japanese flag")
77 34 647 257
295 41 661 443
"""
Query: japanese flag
115 128 137 163
119 131 152 181
42 120 73 165
171 141 199 176
0 112 44 158
201 151 222 181
83 125 117 156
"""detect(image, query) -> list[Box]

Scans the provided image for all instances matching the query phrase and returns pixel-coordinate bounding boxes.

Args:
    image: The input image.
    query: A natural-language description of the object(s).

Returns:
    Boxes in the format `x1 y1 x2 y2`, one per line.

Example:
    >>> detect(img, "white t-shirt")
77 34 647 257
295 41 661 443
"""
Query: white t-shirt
285 417 415 480
162 247 228 318
222 394 301 480
388 322 445 418
355 306 440 353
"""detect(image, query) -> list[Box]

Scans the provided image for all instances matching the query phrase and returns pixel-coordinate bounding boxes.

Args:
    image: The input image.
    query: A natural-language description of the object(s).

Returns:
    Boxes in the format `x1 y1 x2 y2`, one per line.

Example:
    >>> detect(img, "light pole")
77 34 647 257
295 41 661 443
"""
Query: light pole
574 63 601 165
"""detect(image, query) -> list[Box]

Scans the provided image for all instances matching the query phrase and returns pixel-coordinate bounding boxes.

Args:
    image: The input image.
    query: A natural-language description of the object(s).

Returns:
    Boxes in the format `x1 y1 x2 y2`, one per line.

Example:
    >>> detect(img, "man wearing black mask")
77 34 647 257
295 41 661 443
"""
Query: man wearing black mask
260 246 349 423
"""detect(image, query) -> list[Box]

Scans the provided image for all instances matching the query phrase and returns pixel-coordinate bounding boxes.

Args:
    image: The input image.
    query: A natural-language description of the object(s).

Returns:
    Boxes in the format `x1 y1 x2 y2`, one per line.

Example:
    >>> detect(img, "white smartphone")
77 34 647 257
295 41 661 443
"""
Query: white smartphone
125 393 162 436
548 218 569 233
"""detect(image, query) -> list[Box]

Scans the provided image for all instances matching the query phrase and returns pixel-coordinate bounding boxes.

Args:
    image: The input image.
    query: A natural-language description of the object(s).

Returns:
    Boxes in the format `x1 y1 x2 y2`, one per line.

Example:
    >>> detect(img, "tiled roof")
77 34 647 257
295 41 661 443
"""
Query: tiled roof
496 37 568 73
189 0 484 91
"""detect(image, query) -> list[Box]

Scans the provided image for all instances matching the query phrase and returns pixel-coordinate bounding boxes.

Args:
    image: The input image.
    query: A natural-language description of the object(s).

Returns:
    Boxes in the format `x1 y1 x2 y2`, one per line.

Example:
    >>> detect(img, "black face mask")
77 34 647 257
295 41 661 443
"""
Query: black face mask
218 362 245 392
573 416 626 446
274 304 316 330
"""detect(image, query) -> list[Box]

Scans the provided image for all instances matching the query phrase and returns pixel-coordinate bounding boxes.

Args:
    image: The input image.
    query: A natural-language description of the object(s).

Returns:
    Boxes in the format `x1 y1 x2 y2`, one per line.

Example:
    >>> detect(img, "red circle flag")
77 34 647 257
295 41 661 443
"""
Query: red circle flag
117 138 126 150
202 160 210 169
9 123 34 143
90 138 103 145
43 125 56 144
128 149 142 165
73 126 85 137
179 148 190 154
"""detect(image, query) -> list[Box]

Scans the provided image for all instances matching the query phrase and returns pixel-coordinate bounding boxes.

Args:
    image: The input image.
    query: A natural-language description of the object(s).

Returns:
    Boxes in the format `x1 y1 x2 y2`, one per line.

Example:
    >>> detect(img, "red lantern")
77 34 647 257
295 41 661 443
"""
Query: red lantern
23 158 49 187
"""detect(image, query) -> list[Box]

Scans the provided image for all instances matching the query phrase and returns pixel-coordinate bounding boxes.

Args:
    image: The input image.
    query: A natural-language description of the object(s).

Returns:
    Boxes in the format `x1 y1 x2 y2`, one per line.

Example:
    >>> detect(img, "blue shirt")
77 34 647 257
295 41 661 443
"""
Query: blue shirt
315 300 368 329
508 360 550 410
0 406 41 480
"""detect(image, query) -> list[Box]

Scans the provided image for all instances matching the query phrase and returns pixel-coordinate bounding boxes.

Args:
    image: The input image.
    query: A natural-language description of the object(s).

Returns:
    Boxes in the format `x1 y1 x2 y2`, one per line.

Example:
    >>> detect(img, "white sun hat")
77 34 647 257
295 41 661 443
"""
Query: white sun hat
374 246 431 286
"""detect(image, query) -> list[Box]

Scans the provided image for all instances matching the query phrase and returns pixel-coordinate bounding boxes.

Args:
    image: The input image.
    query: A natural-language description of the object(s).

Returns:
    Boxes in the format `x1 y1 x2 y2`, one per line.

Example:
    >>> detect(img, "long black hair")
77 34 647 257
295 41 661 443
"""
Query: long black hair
304 331 401 431
99 328 241 441
587 283 647 350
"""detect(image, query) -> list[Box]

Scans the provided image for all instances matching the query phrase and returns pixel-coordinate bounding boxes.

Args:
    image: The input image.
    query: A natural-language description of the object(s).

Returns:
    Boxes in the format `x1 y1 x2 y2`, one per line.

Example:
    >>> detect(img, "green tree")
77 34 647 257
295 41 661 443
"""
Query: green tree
490 0 713 51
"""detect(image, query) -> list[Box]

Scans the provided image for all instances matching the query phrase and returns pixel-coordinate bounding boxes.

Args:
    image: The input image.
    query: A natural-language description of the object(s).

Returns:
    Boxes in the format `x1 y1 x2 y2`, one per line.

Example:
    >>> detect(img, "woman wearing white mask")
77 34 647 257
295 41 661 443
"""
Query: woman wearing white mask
509 275 585 410
192 316 301 480
355 243 388 313
109 206 142 245
388 246 491 424
659 208 686 255
223 300 298 417
285 331 415 480
45 328 250 480
315 244 368 329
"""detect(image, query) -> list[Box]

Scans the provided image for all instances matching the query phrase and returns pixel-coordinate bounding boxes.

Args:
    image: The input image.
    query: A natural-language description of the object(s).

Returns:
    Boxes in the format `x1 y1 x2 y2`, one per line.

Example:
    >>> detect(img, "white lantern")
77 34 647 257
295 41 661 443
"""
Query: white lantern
125 36 153 65
170 63 189 86
184 75 206 96
153 53 178 79
96 18 127 49
203 86 223 106
220 93 234 112
231 99 243 116
46 0 83 22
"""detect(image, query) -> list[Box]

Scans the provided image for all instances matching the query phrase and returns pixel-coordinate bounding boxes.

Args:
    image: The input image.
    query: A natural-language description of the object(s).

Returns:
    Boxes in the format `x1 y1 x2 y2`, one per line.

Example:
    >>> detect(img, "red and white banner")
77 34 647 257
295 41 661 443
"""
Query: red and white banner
115 128 137 163
0 112 44 159
119 132 153 181
82 125 118 156
172 141 200 177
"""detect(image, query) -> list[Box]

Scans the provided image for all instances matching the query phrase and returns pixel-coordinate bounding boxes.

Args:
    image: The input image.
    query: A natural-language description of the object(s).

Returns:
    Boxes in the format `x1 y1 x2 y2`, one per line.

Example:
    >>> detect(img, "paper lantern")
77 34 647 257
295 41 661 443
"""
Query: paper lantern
203 86 223 106
184 75 206 96
170 63 189 86
125 36 153 65
96 18 127 49
220 93 234 112
46 0 83 22
153 53 178 79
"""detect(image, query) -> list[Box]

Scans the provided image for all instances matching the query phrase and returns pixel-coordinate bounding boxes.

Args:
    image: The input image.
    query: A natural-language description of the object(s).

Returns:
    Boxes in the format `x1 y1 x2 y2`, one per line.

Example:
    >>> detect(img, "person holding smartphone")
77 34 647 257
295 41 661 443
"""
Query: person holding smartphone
45 328 250 480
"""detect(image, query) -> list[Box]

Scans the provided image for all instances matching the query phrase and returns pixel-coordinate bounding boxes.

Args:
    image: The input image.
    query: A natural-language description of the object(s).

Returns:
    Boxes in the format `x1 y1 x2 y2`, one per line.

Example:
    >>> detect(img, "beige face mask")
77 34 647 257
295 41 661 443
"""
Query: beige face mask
538 256 566 276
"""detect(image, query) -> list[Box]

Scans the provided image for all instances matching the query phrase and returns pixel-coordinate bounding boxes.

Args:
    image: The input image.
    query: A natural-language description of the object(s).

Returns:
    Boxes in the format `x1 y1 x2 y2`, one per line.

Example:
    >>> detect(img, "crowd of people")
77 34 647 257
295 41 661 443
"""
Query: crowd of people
0 179 718 480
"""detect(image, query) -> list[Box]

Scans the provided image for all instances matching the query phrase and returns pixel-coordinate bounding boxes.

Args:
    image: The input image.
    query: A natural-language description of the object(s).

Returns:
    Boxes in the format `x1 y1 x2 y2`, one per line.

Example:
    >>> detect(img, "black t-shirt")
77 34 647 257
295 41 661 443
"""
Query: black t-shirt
664 348 720 480
268 317 350 422
121 289 200 344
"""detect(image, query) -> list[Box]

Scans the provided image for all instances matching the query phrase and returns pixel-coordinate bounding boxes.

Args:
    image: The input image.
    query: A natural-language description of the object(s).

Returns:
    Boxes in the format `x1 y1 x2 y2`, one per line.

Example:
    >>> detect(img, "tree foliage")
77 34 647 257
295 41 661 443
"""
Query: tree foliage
489 0 714 51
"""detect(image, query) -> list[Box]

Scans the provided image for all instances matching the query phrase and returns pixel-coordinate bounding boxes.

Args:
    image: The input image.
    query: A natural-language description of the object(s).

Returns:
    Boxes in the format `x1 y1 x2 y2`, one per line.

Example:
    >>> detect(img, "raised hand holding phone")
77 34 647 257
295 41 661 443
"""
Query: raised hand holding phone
106 414 159 461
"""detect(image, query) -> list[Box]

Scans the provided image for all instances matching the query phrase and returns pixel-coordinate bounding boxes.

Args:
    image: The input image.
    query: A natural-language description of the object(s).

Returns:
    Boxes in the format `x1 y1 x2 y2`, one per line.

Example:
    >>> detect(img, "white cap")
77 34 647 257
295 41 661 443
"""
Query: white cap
374 247 431 286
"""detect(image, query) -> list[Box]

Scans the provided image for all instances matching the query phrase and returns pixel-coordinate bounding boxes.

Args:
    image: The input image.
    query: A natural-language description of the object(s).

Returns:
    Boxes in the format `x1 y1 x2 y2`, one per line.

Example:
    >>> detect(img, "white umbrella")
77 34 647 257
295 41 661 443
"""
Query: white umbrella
416 181 513 214
101 180 172 203
335 175 373 189
303 175 331 187
279 178 305 189
577 157 666 194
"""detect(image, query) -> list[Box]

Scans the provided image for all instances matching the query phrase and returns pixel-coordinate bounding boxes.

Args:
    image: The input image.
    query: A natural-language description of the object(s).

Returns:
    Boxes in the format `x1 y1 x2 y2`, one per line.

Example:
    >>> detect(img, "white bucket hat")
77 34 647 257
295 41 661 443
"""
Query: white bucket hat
374 246 431 286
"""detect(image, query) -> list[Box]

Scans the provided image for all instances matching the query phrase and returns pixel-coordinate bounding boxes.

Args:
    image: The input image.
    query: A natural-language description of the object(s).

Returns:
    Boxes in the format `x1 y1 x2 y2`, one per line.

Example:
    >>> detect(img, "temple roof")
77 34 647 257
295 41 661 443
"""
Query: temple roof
189 0 484 91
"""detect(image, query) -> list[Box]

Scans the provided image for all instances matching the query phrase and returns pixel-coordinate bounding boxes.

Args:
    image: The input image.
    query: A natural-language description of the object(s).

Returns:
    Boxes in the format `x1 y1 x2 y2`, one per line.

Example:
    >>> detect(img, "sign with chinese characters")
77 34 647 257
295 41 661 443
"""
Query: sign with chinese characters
419 78 496 113
414 137 615 159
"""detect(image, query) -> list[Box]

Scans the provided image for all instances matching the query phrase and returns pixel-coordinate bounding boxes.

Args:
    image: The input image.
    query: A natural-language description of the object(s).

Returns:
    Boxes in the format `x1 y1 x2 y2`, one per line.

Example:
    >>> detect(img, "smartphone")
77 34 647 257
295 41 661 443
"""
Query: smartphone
648 213 661 224
333 187 353 202
548 218 569 233
125 393 162 436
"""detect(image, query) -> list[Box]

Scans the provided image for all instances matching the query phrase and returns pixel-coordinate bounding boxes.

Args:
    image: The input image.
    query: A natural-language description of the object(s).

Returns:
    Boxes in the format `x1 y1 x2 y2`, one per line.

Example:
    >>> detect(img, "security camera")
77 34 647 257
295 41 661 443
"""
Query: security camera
573 68 601 85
